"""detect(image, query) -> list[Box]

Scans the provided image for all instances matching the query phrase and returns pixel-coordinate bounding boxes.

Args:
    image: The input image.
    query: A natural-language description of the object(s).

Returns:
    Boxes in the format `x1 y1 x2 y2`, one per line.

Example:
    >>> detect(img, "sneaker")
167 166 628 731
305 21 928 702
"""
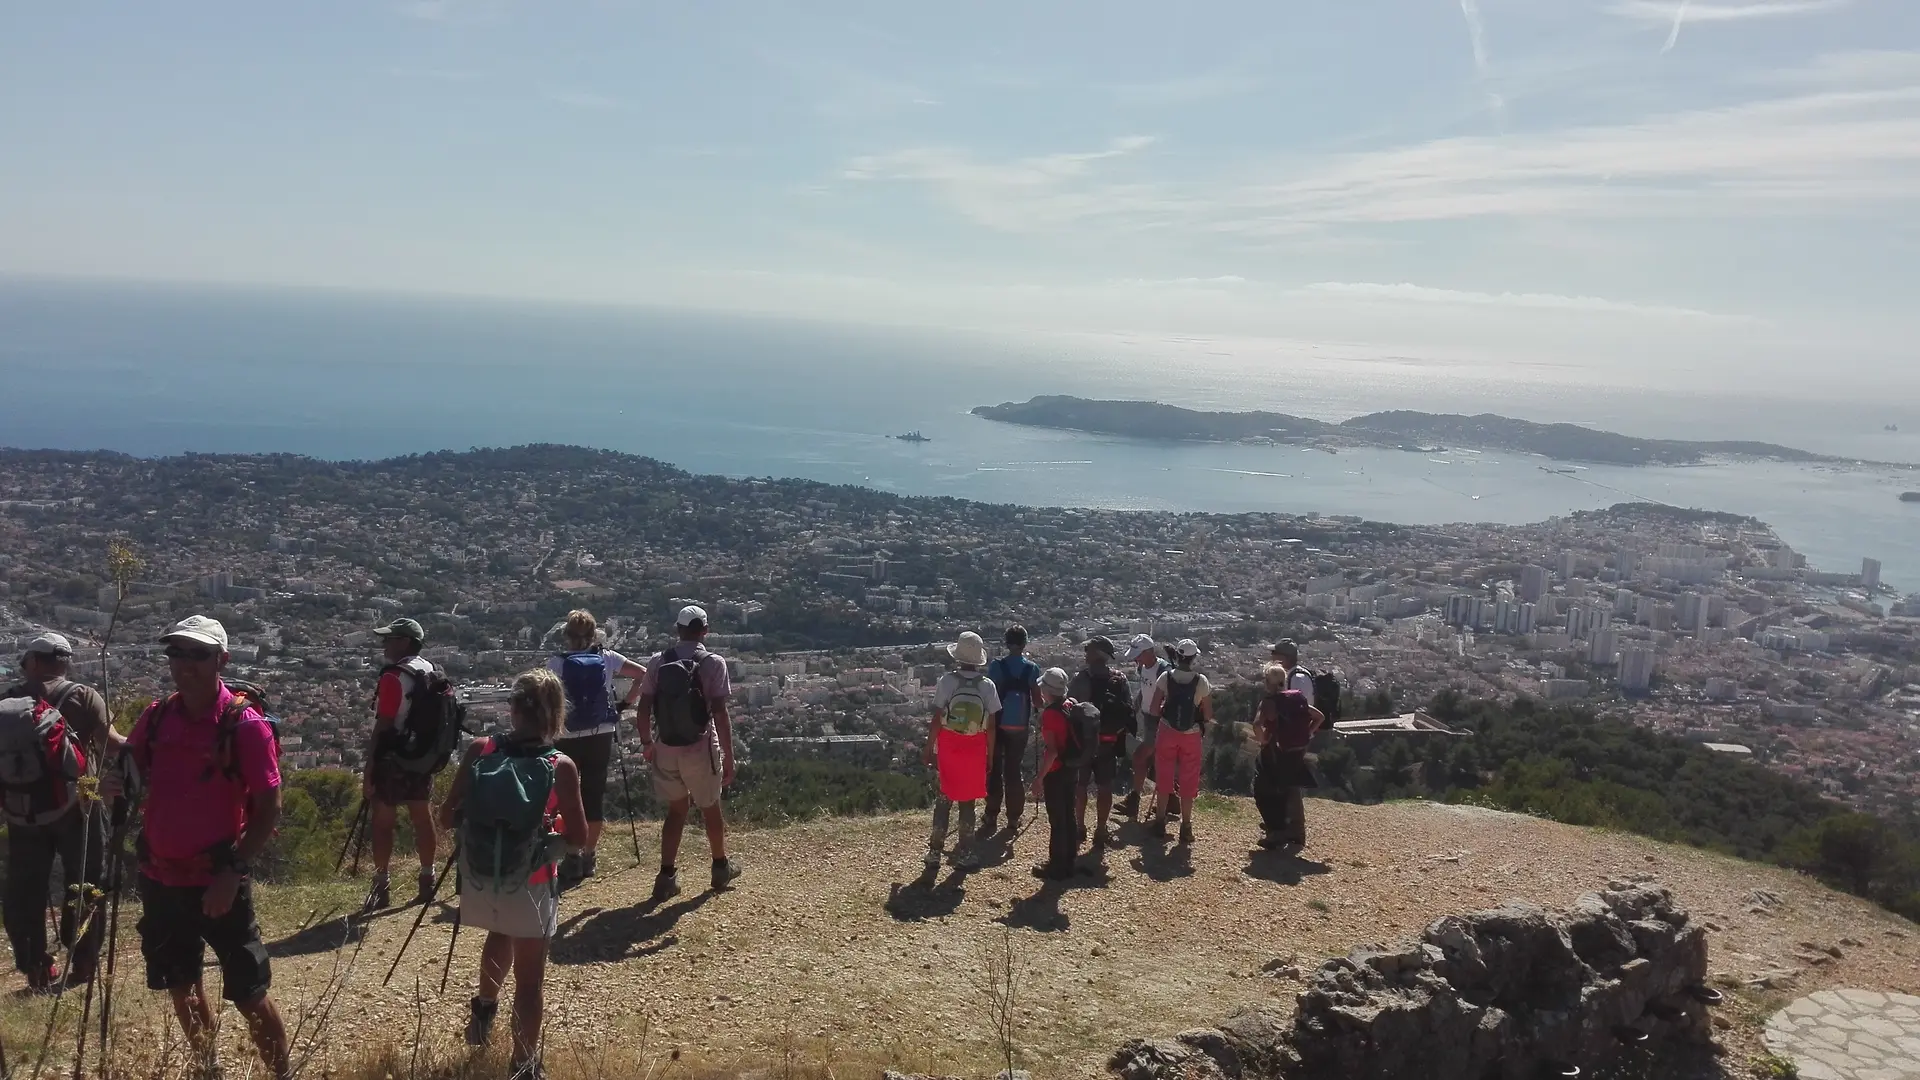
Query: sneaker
363 873 391 912
1119 791 1140 820
581 850 598 879
651 869 681 903
923 849 943 870
464 997 497 1046
1179 824 1195 846
710 859 742 892
414 867 436 906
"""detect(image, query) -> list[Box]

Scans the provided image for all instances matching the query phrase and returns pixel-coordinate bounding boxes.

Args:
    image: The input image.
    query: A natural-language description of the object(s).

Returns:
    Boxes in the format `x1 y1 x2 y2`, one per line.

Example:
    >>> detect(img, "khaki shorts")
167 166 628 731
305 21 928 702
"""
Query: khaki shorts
652 733 723 809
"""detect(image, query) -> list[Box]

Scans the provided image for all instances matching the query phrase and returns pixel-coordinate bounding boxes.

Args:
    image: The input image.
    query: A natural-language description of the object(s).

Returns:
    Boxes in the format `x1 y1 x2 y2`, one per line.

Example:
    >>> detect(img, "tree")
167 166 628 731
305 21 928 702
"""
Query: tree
1782 813 1917 899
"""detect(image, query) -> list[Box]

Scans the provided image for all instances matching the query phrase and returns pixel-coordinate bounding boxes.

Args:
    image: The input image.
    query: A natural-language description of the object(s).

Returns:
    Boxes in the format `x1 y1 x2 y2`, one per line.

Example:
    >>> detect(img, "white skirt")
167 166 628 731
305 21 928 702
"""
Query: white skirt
459 874 560 939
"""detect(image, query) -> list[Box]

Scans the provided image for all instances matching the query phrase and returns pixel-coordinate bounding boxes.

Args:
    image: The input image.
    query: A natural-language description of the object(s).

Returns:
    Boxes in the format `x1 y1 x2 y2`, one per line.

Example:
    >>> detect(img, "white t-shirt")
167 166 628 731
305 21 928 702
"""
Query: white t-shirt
1285 665 1315 698
1149 669 1213 720
933 670 1002 735
1131 658 1170 721
546 648 635 738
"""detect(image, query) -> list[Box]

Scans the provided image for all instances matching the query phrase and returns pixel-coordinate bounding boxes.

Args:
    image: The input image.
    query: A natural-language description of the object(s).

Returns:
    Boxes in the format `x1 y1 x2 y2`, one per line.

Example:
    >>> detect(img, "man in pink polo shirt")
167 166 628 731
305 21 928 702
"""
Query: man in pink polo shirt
125 616 289 1080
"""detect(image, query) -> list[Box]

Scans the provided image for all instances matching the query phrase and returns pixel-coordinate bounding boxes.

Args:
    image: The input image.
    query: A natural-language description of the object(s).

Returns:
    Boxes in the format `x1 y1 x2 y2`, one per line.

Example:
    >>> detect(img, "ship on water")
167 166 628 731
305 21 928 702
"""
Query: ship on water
893 430 930 443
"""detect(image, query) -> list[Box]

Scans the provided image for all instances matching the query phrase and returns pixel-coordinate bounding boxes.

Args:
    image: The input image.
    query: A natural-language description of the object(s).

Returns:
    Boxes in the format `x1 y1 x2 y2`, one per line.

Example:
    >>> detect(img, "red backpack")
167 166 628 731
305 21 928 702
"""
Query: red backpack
0 690 88 827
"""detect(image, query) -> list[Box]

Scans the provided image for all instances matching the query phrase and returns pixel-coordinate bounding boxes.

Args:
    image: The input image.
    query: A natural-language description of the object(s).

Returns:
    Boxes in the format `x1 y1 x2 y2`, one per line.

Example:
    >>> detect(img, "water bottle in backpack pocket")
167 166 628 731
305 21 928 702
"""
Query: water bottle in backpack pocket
459 742 563 894
0 696 86 828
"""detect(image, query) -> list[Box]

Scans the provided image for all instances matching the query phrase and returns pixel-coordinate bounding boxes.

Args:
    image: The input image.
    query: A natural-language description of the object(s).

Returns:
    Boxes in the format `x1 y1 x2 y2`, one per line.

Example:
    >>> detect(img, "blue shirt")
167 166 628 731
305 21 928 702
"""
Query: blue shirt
986 654 1042 729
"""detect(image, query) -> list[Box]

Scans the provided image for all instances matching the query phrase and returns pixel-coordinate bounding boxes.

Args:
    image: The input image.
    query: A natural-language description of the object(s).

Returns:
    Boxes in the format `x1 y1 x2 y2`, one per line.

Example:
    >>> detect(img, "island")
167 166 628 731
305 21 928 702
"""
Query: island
971 396 1848 467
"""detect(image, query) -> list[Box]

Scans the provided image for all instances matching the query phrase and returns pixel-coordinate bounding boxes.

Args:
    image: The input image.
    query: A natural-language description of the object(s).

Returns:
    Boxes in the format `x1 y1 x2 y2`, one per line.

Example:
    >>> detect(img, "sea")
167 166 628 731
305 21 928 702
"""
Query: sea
3 278 1916 590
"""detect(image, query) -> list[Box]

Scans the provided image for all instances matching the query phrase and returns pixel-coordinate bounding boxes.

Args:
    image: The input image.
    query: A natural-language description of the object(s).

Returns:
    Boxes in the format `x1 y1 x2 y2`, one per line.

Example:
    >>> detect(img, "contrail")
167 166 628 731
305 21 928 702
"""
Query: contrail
1458 0 1506 125
1662 0 1692 53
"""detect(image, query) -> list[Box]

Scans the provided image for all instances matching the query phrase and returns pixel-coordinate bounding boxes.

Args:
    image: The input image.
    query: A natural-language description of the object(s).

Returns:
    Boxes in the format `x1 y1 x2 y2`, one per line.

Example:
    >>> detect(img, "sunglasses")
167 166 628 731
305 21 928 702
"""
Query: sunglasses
164 644 219 662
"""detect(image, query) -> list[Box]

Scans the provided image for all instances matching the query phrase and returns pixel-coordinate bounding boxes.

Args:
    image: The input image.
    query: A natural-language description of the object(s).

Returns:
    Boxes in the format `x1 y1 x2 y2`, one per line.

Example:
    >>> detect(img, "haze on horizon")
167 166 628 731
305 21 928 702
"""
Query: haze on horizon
3 1 1916 399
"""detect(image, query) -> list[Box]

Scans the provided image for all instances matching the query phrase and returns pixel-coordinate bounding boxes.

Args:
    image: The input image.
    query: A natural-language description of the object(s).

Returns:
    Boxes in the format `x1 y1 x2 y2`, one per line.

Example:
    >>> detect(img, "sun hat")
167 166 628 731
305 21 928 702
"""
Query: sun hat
1174 638 1200 659
948 631 989 667
161 615 228 651
1040 667 1069 694
1124 634 1158 662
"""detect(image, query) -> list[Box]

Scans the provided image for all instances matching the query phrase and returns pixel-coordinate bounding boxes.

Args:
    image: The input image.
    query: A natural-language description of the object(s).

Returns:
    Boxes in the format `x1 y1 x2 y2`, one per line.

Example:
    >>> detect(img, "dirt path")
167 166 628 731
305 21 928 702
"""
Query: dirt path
32 799 1919 1079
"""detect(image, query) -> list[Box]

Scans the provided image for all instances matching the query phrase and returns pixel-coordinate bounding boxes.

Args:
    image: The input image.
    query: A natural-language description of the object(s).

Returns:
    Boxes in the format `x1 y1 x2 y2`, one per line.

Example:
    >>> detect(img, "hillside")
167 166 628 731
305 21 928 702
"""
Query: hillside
56 800 1915 1080
971 396 1844 466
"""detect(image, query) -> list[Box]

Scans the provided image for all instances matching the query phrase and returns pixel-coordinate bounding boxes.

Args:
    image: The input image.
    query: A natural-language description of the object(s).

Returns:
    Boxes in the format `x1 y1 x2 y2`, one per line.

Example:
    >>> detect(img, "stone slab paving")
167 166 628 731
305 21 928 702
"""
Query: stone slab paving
1765 989 1920 1080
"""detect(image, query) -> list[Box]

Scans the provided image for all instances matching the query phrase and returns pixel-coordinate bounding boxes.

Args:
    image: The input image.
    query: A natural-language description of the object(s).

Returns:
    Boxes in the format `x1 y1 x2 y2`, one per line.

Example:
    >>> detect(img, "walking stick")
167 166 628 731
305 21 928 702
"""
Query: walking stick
383 842 460 987
349 800 371 877
98 769 138 1077
438 895 463 995
335 800 369 875
614 706 643 867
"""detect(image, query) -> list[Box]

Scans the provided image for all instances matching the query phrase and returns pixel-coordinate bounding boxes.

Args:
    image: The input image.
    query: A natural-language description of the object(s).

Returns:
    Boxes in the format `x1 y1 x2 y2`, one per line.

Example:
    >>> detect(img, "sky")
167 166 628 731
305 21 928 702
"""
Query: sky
3 1 1917 394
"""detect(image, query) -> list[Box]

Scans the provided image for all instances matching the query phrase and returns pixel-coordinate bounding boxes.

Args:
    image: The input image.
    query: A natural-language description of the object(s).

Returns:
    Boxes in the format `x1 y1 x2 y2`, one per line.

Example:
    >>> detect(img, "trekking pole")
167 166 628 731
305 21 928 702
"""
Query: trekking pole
99 766 138 1077
383 842 460 987
438 898 463 996
350 800 370 877
335 800 369 875
614 706 644 868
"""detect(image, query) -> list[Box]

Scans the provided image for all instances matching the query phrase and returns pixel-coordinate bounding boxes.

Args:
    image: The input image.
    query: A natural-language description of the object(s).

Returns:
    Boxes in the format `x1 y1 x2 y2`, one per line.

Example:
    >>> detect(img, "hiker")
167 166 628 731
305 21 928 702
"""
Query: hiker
981 625 1040 837
1121 635 1170 820
634 606 740 901
546 609 645 888
1253 667 1325 852
1067 637 1133 850
362 618 440 909
1270 640 1317 698
922 631 1001 870
121 616 289 1079
1145 639 1213 846
1027 667 1090 881
440 668 587 1080
1 632 118 990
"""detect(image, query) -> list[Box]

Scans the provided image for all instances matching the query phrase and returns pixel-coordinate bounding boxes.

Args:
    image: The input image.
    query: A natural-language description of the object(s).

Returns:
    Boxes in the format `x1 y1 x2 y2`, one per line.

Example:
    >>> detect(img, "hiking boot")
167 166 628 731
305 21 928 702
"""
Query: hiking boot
557 853 585 893
414 866 436 905
951 846 980 870
1031 864 1072 881
464 997 497 1046
581 850 598 879
710 858 742 892
1004 814 1021 835
923 849 943 871
1256 833 1281 851
651 869 681 903
1093 825 1117 849
1179 824 1195 847
1146 817 1170 841
1119 790 1140 820
363 873 390 912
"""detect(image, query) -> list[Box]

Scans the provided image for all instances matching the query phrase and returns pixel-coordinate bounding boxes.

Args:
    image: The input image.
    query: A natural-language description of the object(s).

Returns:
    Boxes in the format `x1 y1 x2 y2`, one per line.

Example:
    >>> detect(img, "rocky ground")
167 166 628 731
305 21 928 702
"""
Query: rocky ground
14 798 1918 1079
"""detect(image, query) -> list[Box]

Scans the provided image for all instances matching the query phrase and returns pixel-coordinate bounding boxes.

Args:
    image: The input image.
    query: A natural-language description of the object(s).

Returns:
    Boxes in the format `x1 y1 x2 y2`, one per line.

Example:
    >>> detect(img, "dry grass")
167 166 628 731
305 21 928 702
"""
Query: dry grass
6 800 1916 1080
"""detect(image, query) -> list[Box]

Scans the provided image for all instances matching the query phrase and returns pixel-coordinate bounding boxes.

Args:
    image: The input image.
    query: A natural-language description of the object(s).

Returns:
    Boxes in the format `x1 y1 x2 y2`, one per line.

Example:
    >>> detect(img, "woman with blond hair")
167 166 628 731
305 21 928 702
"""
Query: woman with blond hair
545 609 646 886
1251 662 1324 853
438 668 588 1080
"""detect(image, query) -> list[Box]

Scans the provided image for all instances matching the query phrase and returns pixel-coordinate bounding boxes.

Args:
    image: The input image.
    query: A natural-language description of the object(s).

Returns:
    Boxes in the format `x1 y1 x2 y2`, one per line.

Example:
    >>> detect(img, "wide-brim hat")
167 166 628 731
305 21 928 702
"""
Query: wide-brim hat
948 631 989 667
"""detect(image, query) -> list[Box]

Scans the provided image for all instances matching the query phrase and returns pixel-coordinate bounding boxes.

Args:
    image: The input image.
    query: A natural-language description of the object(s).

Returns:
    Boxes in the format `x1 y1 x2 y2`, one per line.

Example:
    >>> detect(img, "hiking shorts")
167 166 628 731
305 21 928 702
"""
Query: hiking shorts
556 731 615 822
460 875 560 940
652 733 723 810
1078 738 1123 789
136 875 271 1003
371 761 433 806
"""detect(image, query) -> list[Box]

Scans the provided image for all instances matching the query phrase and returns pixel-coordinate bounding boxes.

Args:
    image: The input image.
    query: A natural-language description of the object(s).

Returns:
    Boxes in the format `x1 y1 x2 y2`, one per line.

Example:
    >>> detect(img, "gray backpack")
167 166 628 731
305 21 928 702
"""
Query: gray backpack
0 689 85 827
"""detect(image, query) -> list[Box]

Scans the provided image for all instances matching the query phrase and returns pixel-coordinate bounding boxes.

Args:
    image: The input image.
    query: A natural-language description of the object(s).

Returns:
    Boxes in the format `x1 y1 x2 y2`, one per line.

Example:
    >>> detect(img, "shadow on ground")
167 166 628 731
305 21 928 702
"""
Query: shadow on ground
1242 850 1333 886
885 865 971 922
549 891 714 965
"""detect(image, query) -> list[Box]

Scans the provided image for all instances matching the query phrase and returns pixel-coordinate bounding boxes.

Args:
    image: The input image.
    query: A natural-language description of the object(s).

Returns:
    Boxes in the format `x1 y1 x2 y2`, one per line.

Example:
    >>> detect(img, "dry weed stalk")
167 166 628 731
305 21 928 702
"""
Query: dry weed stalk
969 926 1025 1080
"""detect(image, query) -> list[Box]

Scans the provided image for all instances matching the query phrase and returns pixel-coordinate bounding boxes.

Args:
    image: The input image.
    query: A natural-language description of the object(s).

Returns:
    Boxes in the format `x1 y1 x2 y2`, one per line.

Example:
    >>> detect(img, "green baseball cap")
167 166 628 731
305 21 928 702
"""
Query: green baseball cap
373 618 426 643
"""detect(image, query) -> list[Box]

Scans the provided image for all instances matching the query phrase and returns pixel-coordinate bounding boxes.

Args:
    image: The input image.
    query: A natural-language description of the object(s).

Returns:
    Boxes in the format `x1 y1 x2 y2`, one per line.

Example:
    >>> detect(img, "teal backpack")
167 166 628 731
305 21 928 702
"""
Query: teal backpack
460 739 563 894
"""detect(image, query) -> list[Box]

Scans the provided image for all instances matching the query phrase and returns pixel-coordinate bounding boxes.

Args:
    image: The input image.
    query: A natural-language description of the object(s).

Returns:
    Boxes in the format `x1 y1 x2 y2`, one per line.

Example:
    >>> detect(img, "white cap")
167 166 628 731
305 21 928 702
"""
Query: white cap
1039 667 1069 694
161 615 229 651
1174 638 1200 659
23 632 75 658
675 605 709 629
1124 633 1158 662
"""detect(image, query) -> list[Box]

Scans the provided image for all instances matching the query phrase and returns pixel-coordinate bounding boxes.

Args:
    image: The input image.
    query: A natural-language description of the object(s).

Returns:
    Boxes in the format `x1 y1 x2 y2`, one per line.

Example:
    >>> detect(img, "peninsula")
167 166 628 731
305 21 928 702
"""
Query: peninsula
972 396 1840 467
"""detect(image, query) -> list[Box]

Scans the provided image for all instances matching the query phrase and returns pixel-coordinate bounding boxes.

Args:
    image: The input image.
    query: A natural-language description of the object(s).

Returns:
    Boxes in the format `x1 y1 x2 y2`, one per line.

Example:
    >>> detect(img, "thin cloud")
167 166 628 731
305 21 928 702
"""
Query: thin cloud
1457 0 1507 124
842 136 1162 231
1300 281 1737 320
1608 0 1850 26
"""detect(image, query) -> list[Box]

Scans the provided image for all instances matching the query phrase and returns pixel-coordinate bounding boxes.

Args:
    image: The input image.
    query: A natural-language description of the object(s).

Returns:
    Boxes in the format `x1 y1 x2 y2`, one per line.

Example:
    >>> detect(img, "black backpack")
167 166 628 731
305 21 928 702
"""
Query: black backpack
1308 671 1343 722
653 647 713 747
379 663 467 775
1059 700 1102 771
1161 672 1205 733
1085 667 1133 740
